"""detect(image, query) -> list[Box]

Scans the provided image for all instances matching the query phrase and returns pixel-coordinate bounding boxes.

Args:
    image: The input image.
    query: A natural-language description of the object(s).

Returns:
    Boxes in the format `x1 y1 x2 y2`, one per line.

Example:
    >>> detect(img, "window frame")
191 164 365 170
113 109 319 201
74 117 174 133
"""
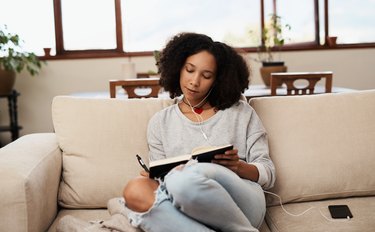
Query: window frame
45 0 375 60
52 0 128 59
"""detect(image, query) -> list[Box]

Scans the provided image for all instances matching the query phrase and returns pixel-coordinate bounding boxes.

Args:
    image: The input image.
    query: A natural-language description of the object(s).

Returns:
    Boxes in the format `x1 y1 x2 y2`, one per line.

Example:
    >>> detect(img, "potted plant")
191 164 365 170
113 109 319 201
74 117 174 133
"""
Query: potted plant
0 25 44 95
251 14 291 86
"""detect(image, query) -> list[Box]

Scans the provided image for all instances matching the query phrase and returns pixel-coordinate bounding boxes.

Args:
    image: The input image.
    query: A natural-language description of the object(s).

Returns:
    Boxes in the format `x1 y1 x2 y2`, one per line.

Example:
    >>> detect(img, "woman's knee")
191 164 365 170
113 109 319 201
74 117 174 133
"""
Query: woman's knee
165 169 204 204
165 164 216 195
123 176 159 212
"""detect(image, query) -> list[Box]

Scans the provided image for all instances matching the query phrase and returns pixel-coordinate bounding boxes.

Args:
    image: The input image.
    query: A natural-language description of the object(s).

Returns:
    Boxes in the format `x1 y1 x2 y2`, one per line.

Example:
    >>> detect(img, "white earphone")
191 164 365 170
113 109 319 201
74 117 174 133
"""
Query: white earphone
184 88 213 141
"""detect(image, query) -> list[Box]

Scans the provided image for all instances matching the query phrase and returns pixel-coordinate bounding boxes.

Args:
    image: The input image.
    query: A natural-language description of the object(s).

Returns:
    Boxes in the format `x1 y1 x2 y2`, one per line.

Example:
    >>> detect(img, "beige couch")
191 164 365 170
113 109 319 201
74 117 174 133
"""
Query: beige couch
0 90 374 232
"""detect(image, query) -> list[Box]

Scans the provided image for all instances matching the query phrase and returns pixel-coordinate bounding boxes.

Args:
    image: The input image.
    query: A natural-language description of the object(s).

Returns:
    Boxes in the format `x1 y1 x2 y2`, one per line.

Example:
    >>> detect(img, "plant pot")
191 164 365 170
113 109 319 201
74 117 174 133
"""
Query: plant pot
0 67 16 95
260 62 287 86
327 36 337 47
43 47 52 57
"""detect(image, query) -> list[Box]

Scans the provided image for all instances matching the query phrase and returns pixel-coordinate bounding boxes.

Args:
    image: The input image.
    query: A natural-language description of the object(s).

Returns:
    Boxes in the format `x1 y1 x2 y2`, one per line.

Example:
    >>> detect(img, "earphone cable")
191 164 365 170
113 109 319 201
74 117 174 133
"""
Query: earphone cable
184 97 209 142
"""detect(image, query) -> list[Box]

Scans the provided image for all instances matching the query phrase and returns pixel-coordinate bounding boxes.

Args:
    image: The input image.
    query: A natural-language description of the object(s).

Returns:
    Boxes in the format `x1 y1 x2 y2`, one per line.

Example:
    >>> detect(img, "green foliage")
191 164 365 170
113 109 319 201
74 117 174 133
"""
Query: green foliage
153 50 161 65
0 25 43 75
251 14 291 63
147 70 158 75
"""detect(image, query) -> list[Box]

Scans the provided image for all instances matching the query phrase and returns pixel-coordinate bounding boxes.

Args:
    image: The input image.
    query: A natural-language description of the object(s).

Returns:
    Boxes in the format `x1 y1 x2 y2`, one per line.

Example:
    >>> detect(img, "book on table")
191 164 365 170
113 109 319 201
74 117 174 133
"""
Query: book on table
149 144 233 179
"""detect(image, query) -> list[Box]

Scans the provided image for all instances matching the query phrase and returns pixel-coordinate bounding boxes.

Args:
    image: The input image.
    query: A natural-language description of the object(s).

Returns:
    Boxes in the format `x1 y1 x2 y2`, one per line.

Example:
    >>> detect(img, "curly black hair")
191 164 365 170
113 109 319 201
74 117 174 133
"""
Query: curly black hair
158 32 250 110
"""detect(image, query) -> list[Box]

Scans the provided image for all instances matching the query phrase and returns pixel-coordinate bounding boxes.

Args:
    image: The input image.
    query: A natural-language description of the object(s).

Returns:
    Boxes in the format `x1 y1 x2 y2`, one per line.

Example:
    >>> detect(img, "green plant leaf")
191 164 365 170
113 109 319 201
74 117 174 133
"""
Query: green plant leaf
0 25 43 75
249 13 291 63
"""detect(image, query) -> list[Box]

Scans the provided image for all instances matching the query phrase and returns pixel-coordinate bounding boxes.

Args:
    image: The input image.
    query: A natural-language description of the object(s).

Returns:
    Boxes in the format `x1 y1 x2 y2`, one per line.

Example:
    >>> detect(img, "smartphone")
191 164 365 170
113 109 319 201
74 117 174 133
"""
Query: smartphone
136 154 149 173
328 205 353 219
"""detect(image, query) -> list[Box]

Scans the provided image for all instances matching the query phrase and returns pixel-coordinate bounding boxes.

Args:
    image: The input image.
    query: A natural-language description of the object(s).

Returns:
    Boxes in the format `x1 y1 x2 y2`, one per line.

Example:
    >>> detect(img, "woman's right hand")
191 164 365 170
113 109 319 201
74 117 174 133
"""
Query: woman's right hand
140 170 150 177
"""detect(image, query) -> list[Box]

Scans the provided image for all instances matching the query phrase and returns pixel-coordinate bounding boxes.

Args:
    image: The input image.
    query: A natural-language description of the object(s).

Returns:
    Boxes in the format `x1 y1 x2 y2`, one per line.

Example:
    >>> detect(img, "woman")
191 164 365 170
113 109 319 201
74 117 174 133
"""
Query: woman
123 32 275 232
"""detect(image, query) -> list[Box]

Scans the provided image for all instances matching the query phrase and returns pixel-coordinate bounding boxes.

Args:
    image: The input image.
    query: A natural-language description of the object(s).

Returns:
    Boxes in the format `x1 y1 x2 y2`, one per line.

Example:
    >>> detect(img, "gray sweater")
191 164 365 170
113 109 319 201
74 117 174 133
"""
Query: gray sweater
147 100 275 189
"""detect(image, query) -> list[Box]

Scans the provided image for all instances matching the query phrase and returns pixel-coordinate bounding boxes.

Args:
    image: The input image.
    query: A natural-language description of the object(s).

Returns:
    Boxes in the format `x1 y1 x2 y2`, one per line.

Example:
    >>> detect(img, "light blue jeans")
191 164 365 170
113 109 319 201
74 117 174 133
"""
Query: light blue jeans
127 162 265 232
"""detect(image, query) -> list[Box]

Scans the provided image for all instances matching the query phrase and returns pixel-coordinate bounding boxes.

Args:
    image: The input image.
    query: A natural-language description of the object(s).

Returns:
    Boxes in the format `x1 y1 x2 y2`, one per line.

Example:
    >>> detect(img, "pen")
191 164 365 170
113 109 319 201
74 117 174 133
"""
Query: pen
136 154 150 173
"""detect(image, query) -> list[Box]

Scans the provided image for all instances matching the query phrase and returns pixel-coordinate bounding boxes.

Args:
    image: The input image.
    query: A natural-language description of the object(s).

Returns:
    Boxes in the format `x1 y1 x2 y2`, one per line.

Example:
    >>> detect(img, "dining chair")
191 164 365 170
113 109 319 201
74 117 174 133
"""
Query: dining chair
270 71 333 96
109 78 161 98
136 72 151 78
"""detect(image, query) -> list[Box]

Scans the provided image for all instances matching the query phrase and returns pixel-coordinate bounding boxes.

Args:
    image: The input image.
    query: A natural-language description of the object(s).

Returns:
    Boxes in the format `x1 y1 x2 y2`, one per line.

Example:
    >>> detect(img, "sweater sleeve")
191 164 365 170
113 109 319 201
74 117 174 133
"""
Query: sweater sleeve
147 112 166 161
246 110 276 190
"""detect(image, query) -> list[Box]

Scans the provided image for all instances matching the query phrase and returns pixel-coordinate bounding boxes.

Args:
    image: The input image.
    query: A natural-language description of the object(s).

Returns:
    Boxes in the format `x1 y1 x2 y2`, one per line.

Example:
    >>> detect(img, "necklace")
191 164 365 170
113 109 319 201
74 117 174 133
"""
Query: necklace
182 97 206 114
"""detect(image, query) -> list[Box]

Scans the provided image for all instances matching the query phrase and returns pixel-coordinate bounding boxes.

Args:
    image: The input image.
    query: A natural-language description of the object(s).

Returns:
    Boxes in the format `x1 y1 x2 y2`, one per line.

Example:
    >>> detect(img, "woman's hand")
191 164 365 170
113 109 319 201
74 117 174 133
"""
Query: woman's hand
140 170 150 177
212 149 241 174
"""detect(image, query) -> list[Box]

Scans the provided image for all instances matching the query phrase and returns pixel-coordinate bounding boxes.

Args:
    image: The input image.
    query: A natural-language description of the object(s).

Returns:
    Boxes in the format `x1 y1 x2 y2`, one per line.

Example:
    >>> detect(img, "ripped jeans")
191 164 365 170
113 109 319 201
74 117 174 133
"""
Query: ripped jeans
127 162 266 232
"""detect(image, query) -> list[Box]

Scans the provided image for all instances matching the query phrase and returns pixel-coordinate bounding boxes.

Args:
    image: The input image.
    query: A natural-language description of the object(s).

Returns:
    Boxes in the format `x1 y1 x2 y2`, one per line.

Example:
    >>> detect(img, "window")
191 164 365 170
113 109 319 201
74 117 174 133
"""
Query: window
61 0 117 50
276 0 316 44
1 0 374 58
54 0 123 56
121 0 260 52
0 0 55 56
329 0 375 44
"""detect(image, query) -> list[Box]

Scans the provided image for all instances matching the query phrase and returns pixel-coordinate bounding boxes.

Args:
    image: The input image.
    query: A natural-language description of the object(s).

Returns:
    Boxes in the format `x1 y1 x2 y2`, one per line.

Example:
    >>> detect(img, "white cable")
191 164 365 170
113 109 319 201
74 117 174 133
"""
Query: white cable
187 88 213 109
263 190 351 222
263 190 315 217
184 96 209 142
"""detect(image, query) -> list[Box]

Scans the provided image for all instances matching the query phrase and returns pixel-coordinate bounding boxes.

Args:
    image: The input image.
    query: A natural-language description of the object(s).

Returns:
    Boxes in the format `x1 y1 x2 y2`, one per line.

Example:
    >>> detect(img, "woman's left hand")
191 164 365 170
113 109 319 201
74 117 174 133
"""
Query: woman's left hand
212 149 241 174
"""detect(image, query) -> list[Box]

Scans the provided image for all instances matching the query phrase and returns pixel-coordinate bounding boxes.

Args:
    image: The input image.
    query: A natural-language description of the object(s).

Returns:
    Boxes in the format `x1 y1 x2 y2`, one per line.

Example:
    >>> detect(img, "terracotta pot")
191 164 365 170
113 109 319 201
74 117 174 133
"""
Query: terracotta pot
327 36 337 47
0 67 16 95
260 64 287 86
43 47 52 57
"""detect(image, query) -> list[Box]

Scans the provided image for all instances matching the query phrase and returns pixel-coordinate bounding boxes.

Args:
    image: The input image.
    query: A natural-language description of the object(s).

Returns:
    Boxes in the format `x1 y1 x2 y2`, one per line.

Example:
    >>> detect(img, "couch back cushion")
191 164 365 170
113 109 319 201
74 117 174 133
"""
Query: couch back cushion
249 90 375 206
52 96 176 208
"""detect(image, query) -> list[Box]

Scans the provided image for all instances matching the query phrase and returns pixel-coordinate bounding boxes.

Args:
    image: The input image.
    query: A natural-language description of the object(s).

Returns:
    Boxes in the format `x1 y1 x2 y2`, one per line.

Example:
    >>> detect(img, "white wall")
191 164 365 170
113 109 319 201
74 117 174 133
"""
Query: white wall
0 48 374 144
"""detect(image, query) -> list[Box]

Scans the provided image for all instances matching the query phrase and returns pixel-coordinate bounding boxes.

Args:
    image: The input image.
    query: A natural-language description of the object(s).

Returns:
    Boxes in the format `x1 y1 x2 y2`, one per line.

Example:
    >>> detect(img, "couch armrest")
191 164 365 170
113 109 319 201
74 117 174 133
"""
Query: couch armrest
0 133 62 232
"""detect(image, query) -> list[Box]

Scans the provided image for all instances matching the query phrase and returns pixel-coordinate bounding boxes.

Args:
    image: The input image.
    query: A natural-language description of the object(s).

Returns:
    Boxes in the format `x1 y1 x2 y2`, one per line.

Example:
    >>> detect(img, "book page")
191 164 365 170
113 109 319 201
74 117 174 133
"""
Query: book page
191 146 215 155
149 154 192 167
148 144 233 178
191 144 232 156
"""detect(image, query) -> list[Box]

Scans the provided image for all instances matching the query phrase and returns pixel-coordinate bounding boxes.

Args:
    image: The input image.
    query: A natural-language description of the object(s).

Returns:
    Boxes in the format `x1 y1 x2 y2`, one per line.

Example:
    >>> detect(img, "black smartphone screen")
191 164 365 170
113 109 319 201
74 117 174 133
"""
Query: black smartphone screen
328 205 353 219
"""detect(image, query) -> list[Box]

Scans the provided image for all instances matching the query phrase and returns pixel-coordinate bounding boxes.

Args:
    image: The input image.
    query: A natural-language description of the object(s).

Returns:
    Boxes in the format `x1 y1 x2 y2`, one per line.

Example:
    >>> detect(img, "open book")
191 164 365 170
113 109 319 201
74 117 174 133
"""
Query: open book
149 144 233 178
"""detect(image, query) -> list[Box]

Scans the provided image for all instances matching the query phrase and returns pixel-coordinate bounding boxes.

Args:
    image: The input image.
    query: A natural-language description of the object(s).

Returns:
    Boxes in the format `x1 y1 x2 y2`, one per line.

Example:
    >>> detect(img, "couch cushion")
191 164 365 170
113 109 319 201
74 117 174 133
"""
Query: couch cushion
47 209 111 232
265 196 375 232
52 96 176 208
249 90 375 206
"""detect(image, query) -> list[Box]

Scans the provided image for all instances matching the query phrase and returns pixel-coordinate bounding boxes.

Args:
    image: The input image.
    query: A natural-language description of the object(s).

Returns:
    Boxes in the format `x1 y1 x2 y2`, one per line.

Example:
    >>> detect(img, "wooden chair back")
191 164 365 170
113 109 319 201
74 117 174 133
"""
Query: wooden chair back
136 72 152 78
109 78 161 98
270 71 333 96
